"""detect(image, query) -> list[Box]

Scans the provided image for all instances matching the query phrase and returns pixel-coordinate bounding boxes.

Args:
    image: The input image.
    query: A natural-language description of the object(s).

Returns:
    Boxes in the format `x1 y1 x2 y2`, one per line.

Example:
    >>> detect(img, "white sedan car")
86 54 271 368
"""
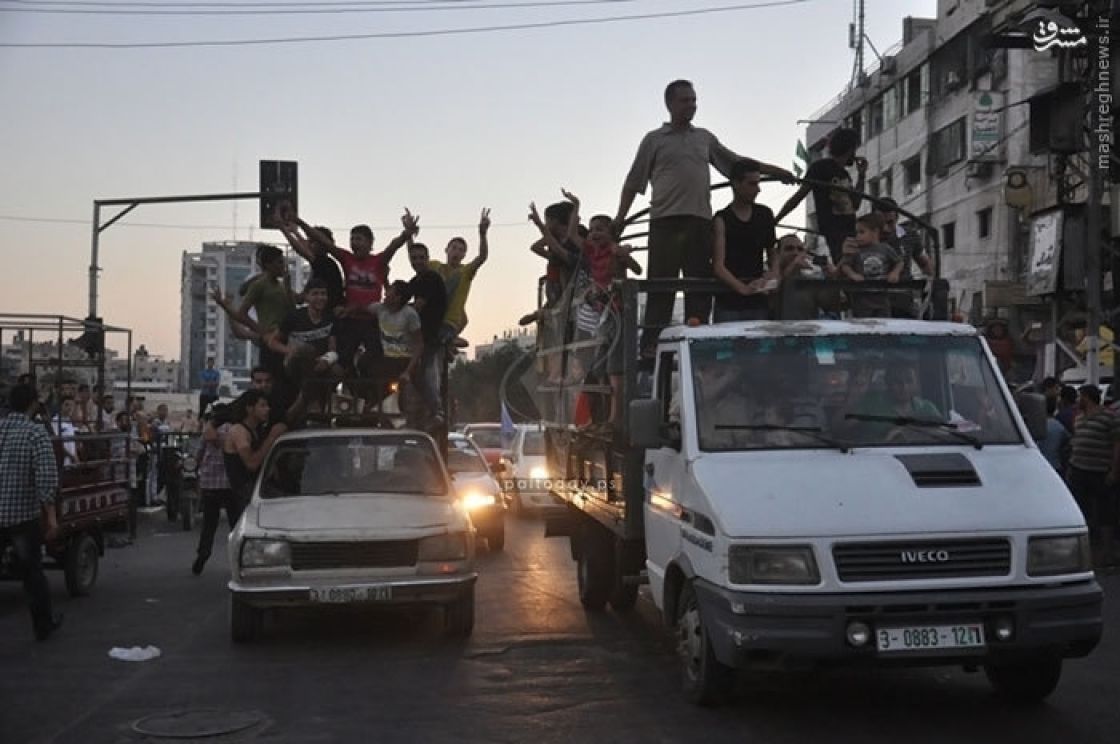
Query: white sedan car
227 429 477 642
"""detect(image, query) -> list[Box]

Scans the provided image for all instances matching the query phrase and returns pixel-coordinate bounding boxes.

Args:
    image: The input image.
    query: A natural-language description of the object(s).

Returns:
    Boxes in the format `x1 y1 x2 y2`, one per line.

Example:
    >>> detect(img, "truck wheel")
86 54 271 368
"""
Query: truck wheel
490 522 508 551
677 582 734 706
445 588 475 638
577 526 613 611
229 595 261 643
984 657 1063 704
64 533 100 597
609 579 639 613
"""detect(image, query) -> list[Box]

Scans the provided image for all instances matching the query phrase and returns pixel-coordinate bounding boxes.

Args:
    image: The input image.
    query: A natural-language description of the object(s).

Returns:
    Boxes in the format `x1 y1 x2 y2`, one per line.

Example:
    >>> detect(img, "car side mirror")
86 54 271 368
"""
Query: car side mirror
629 399 679 450
1015 392 1048 442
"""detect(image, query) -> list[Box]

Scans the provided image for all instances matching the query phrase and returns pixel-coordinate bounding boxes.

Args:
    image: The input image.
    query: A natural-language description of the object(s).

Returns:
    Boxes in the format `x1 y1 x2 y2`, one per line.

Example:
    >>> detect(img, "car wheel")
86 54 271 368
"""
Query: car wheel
576 525 612 611
677 581 734 706
445 588 475 639
487 524 505 552
229 594 262 643
985 656 1063 704
64 533 99 597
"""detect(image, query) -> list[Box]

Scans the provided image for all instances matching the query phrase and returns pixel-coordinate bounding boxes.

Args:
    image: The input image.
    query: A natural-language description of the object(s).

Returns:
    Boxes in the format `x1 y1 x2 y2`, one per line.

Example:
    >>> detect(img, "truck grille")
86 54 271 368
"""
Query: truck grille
833 539 1011 582
290 540 418 571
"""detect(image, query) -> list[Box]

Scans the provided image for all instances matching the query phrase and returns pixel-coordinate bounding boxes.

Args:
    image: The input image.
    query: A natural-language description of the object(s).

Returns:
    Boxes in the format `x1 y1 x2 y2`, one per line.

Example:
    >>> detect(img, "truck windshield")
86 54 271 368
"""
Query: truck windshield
690 334 1023 451
260 435 446 497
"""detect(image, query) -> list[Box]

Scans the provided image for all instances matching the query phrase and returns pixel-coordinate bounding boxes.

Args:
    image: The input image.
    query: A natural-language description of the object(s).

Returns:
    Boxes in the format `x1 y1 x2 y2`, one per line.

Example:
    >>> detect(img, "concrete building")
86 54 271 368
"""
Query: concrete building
179 241 308 394
110 345 180 394
474 328 537 361
800 0 1097 329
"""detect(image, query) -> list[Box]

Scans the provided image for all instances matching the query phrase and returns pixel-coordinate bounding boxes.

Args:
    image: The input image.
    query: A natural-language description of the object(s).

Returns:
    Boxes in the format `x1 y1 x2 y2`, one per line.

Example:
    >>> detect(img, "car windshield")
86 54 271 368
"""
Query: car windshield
522 430 545 456
260 434 446 498
447 439 489 474
467 427 503 449
690 334 1023 452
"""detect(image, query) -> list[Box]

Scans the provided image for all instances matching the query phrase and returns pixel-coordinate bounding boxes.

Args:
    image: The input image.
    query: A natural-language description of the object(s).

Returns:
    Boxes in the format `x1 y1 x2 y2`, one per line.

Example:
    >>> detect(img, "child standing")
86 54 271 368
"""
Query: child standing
840 213 901 318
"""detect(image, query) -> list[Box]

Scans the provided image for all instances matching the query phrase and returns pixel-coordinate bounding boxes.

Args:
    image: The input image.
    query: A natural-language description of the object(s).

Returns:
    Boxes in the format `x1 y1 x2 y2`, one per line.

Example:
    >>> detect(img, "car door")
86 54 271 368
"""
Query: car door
643 345 687 610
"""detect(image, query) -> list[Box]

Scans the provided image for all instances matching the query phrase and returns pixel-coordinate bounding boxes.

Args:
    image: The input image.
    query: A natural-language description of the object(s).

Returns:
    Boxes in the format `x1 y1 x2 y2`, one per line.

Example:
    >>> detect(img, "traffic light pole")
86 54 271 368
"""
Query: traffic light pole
88 190 274 319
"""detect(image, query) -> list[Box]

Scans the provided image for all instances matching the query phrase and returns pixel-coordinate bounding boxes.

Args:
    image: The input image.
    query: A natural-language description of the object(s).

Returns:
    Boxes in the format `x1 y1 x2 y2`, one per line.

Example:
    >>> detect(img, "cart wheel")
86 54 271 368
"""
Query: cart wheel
65 533 100 597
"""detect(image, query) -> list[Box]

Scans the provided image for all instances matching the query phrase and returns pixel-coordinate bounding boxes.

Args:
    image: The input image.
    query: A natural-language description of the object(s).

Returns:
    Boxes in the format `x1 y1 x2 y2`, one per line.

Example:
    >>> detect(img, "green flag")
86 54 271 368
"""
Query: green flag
796 140 809 163
793 162 803 178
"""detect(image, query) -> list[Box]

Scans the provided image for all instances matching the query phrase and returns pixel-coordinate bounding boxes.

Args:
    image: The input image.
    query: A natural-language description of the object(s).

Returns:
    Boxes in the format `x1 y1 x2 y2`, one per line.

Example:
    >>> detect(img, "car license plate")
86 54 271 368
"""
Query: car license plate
309 585 392 603
876 623 985 653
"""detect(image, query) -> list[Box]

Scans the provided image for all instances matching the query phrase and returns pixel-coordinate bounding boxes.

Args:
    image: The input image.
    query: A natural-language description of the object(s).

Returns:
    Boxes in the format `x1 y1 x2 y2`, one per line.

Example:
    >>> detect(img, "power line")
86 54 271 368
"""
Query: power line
0 0 645 16
0 213 530 230
2 0 485 5
0 0 813 48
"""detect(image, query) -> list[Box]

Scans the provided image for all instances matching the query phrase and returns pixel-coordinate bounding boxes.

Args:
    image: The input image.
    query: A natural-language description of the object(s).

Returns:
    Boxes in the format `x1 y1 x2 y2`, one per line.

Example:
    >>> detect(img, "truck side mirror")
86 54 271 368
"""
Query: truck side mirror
1015 392 1048 442
630 399 678 449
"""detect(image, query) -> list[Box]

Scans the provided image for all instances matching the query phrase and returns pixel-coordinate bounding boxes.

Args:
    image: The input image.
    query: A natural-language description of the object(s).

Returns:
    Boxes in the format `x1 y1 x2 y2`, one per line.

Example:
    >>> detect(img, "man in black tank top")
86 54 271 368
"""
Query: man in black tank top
223 391 288 505
712 159 778 322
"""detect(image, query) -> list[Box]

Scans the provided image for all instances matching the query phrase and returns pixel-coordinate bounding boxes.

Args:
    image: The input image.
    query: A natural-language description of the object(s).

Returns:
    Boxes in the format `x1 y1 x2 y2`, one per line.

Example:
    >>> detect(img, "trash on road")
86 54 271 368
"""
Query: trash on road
108 646 162 662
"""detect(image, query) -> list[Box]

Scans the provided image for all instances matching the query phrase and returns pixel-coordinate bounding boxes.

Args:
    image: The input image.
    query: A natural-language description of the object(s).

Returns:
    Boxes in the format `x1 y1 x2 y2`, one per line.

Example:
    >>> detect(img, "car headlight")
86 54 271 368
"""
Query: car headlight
529 466 548 480
729 545 820 585
462 491 497 510
1028 534 1091 576
418 533 468 561
240 538 291 568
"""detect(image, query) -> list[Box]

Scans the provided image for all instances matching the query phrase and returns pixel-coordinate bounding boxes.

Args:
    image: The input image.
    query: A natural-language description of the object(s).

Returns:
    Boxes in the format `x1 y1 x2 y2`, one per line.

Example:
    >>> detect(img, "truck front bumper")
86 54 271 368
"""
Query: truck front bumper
693 578 1103 670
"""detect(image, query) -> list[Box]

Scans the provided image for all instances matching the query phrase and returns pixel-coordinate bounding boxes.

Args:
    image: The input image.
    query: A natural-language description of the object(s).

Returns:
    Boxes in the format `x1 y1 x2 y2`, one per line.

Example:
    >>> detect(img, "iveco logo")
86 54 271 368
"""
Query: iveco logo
900 550 951 564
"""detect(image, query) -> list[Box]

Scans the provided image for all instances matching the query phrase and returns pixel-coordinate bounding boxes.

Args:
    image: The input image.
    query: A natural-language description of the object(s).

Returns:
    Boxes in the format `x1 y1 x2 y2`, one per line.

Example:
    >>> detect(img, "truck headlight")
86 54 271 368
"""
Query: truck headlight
240 539 290 568
530 466 548 480
462 491 497 510
1027 534 1091 576
729 545 820 585
419 533 468 561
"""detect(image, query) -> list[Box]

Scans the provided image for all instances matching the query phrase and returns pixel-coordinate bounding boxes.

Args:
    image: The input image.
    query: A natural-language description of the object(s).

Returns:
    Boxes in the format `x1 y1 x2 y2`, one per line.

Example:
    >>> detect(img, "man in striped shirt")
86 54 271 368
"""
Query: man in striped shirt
1067 384 1120 567
0 384 63 640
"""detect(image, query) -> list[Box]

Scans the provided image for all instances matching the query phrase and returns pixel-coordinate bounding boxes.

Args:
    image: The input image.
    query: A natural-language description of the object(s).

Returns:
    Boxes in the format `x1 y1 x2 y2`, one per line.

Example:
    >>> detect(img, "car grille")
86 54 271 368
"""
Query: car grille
290 540 418 571
833 538 1011 582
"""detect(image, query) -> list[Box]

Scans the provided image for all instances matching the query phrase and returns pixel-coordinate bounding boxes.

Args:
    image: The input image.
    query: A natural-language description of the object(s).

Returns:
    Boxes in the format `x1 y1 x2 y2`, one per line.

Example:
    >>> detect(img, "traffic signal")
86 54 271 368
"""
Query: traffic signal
260 160 298 230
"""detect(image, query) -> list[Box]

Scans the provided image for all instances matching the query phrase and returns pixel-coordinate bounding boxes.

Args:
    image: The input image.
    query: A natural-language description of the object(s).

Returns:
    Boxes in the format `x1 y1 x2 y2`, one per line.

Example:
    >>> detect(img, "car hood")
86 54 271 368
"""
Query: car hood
254 494 461 534
689 447 1086 539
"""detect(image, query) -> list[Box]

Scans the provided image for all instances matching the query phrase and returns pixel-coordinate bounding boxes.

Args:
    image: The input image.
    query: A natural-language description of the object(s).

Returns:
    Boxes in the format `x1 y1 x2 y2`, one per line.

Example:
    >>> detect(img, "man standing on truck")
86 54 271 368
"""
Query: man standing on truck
712 159 778 322
612 79 792 354
775 127 867 268
0 384 62 641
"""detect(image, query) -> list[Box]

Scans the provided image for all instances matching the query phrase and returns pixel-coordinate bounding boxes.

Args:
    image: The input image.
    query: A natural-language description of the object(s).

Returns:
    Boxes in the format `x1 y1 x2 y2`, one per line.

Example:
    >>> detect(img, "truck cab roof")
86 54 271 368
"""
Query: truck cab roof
659 319 979 343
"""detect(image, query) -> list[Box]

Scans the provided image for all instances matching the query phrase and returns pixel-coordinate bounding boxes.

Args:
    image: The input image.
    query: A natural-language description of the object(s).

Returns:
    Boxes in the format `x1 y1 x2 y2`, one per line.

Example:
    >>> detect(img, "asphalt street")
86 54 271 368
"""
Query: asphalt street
1 512 1117 744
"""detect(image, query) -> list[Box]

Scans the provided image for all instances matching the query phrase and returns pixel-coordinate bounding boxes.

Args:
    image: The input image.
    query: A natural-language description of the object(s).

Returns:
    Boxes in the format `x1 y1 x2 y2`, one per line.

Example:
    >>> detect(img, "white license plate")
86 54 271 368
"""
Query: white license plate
876 623 985 653
309 585 392 604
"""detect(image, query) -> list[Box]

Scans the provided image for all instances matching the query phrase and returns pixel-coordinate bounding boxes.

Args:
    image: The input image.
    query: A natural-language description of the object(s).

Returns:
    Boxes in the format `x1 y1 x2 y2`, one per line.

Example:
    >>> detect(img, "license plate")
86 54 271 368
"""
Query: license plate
876 623 985 653
309 585 392 603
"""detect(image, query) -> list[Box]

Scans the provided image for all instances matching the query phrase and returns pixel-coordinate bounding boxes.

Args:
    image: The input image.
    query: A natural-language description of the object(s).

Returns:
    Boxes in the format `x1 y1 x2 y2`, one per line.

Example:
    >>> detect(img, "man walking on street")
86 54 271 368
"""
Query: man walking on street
199 358 221 416
1067 384 1120 567
0 384 63 641
612 80 791 354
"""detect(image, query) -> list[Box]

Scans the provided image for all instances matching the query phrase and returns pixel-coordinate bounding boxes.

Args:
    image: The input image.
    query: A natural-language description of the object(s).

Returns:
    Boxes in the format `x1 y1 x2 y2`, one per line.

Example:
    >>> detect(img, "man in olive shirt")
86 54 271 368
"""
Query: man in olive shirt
612 79 791 354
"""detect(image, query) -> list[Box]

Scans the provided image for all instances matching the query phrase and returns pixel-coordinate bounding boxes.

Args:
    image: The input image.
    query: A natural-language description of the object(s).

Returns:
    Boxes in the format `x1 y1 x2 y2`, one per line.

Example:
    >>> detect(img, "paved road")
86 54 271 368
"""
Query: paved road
1 513 1117 744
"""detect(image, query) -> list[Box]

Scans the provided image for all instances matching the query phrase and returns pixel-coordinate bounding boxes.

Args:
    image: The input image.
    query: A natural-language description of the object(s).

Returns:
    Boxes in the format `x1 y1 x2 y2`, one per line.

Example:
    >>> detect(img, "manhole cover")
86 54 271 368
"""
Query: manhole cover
131 709 266 739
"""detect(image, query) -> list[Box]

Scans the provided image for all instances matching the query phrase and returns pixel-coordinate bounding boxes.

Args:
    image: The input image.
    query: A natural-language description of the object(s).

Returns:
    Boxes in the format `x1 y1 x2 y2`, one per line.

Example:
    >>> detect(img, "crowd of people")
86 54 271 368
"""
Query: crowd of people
210 202 491 433
1036 378 1120 568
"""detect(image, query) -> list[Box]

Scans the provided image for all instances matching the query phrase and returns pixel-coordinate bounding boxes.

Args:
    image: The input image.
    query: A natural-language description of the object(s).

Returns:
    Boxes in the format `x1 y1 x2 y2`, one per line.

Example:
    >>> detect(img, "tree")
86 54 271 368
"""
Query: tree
449 344 537 424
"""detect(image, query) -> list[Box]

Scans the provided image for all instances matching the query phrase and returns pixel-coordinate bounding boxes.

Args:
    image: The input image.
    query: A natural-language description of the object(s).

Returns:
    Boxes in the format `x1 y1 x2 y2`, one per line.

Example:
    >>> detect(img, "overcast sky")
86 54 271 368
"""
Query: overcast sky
0 0 936 360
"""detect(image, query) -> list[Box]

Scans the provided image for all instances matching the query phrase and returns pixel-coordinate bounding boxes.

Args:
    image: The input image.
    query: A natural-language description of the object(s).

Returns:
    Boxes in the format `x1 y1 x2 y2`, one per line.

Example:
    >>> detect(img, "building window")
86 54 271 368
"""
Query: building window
846 111 864 142
978 207 992 239
868 177 881 198
869 96 885 137
943 222 956 251
903 155 922 195
929 117 966 174
882 168 893 199
904 67 924 115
